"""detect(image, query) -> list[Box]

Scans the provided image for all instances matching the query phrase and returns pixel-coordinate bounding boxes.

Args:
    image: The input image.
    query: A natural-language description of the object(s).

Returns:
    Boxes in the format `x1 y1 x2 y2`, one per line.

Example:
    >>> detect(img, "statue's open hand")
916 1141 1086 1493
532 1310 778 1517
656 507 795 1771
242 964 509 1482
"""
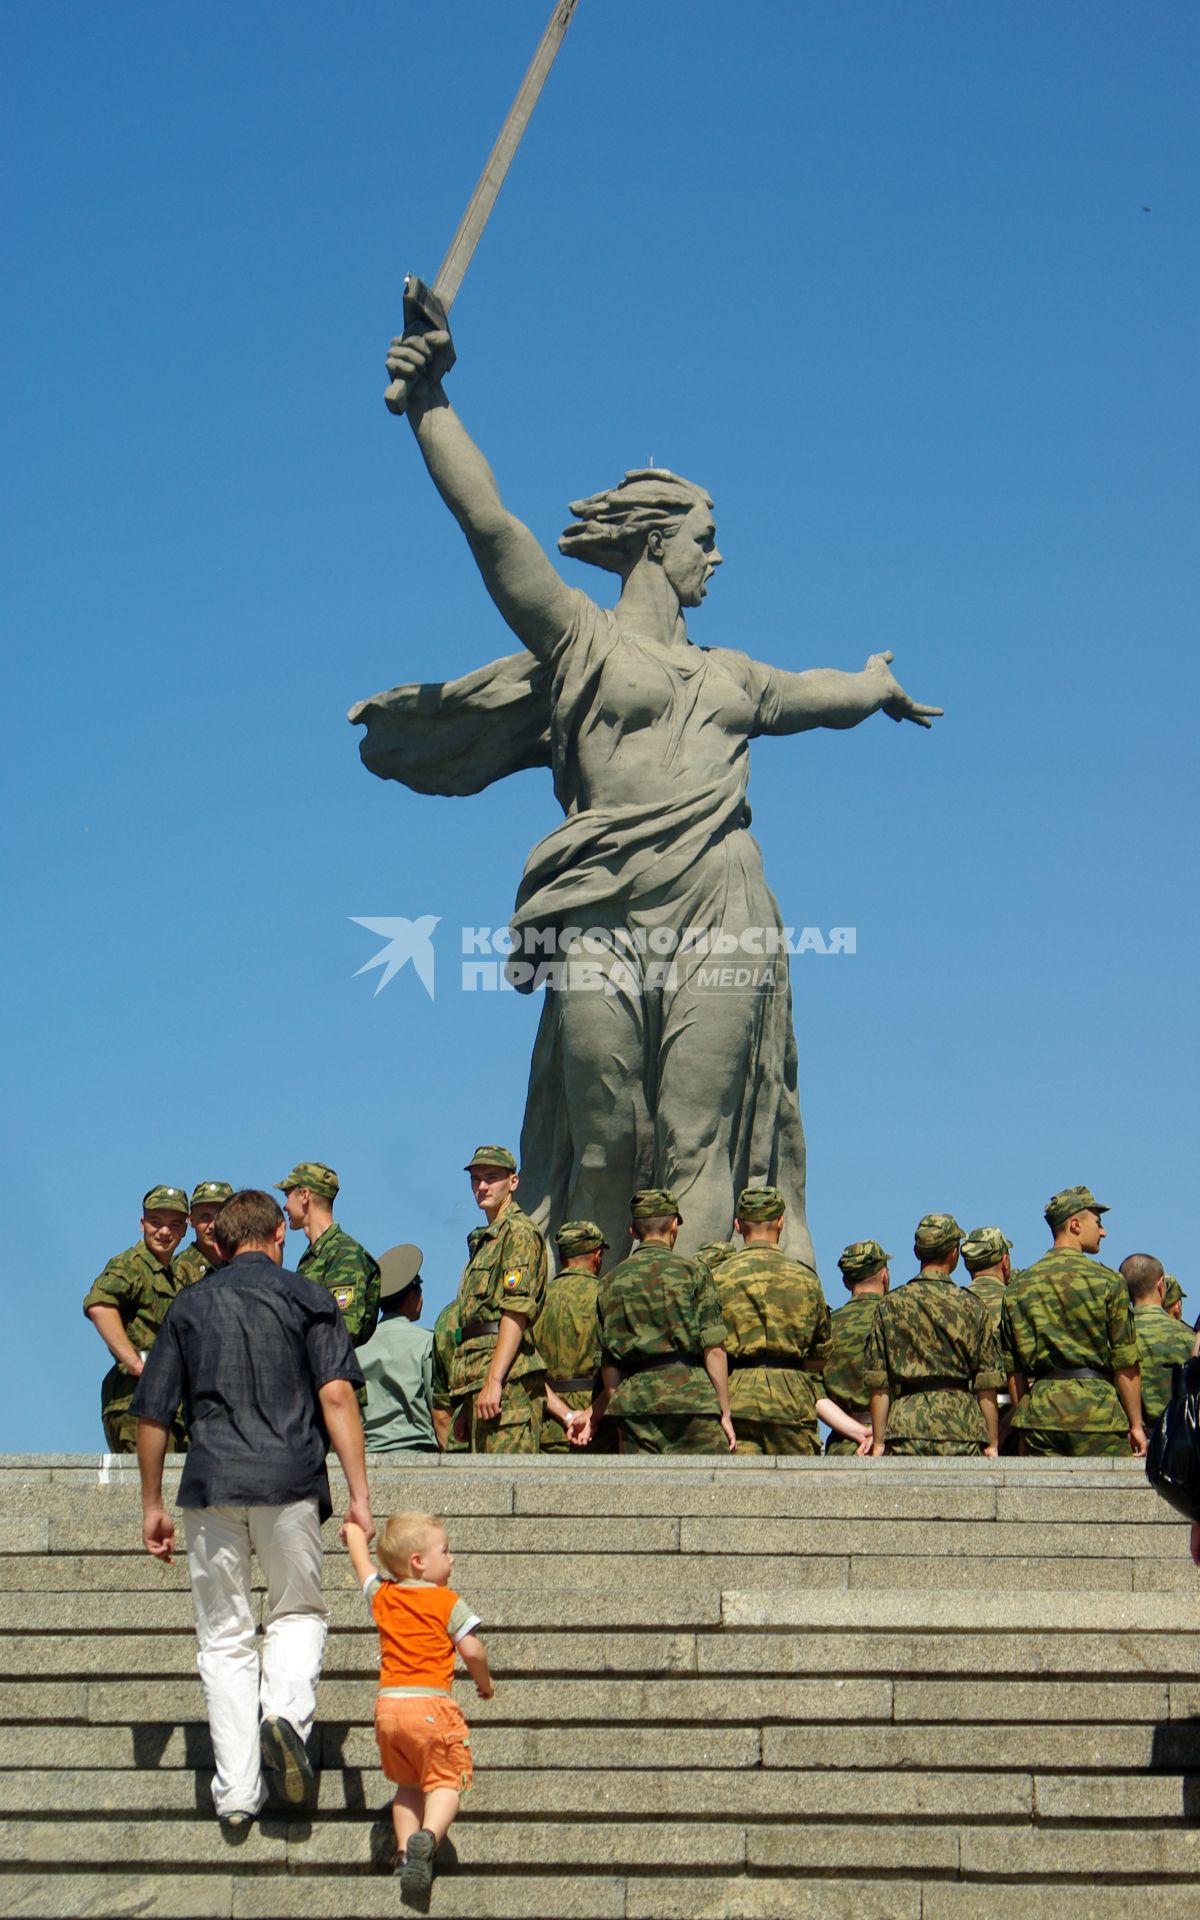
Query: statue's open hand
864 650 944 729
385 327 456 404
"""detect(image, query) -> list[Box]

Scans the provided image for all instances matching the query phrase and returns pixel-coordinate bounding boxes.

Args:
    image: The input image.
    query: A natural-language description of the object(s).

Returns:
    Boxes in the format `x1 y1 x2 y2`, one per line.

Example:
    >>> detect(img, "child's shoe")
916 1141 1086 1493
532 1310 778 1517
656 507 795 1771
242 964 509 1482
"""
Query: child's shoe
399 1829 437 1902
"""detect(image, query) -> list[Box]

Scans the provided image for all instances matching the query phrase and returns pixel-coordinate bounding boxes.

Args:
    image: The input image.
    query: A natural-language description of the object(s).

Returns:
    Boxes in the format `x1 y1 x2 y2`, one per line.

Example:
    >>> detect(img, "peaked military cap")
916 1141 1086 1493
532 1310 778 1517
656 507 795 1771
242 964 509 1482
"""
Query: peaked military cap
190 1181 233 1208
556 1219 609 1255
735 1185 785 1223
142 1185 189 1215
276 1162 340 1200
697 1240 737 1269
631 1187 682 1221
377 1242 424 1301
838 1239 891 1281
961 1225 1013 1271
914 1213 965 1253
1045 1185 1109 1230
465 1145 517 1173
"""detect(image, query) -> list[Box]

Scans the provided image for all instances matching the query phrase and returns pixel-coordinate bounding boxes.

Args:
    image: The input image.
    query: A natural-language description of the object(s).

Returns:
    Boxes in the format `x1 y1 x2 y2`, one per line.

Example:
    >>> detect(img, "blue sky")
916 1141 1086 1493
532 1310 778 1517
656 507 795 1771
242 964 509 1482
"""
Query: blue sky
3 1 1197 1450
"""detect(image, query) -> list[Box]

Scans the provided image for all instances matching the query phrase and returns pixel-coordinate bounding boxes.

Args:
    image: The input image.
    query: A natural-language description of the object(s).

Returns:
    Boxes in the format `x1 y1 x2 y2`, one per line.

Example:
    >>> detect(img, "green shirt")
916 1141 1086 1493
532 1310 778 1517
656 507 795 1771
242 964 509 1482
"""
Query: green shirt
820 1294 884 1416
297 1222 382 1346
174 1242 219 1287
716 1245 831 1427
359 1315 436 1453
863 1271 1003 1451
1132 1303 1194 1425
598 1245 726 1419
538 1269 603 1386
83 1240 188 1356
1001 1249 1139 1435
451 1201 548 1396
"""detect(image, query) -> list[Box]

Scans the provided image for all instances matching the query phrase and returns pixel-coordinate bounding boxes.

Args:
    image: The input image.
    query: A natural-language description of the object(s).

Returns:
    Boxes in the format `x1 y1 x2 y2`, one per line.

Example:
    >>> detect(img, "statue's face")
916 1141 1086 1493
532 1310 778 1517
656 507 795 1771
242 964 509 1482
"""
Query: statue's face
659 505 722 609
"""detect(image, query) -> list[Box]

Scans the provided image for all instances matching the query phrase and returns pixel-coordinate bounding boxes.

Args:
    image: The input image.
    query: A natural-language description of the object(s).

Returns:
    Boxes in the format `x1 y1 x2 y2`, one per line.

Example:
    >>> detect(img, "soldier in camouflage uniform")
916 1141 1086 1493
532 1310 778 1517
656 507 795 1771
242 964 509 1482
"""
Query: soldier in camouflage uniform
1001 1186 1146 1456
83 1185 193 1451
585 1189 735 1455
278 1164 382 1397
820 1242 891 1455
451 1146 548 1453
539 1221 618 1453
1163 1274 1185 1321
175 1181 234 1285
714 1187 831 1454
430 1297 467 1452
864 1214 1002 1456
697 1242 737 1271
1119 1254 1193 1426
961 1225 1017 1450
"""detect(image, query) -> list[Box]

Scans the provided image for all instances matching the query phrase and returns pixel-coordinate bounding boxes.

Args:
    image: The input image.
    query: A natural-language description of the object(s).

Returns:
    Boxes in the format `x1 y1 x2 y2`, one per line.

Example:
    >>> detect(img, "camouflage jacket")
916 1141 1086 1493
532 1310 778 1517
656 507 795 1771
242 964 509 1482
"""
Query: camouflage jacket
538 1269 602 1388
297 1223 382 1347
598 1246 726 1419
1001 1250 1138 1435
964 1272 1007 1338
451 1201 547 1397
819 1294 884 1416
83 1240 189 1356
715 1246 831 1425
175 1242 219 1287
863 1272 1003 1449
430 1299 460 1413
1132 1303 1194 1425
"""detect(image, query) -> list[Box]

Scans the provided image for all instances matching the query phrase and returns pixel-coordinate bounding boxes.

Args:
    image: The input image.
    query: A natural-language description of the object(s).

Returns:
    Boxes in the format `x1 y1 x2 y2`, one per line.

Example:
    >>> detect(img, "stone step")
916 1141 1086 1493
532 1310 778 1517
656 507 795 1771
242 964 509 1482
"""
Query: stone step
1 1625 1198 1681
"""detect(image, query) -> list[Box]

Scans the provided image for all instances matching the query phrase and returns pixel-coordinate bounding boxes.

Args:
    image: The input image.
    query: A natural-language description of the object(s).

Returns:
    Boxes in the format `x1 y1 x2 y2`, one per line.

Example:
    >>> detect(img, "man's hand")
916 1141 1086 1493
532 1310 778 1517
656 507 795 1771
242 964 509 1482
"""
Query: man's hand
982 1444 999 1459
863 650 943 729
342 1496 375 1546
475 1374 504 1423
871 1441 887 1458
719 1411 737 1453
143 1505 175 1563
855 1432 873 1458
1128 1424 1149 1457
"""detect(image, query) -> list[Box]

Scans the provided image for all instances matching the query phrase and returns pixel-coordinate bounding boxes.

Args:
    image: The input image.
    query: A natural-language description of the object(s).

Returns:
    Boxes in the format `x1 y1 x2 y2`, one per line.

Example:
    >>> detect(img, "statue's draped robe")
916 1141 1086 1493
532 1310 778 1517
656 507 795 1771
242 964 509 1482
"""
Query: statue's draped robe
351 590 813 1264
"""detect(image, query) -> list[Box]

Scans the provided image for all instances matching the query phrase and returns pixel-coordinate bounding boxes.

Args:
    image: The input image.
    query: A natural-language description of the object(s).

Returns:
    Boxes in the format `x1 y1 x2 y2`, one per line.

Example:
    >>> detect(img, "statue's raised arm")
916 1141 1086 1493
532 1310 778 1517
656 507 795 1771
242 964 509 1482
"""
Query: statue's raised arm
386 325 575 662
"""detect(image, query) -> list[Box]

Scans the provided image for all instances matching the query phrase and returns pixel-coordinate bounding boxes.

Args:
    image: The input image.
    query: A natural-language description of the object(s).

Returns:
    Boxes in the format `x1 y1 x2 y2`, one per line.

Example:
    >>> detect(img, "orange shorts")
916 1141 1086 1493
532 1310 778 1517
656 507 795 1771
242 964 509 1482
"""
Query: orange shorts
374 1695 473 1794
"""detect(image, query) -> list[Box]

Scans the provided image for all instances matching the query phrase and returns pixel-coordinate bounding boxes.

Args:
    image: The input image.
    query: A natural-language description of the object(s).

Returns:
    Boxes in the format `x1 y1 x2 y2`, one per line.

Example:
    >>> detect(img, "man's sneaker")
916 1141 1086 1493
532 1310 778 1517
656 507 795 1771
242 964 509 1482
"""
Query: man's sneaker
399 1829 437 1902
259 1715 315 1805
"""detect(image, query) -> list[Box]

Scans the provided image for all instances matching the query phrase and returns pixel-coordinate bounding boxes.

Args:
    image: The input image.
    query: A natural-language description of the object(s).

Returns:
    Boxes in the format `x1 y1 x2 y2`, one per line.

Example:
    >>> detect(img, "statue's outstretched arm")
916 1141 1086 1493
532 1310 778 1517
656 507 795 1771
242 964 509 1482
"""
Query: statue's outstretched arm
760 651 943 735
386 329 576 662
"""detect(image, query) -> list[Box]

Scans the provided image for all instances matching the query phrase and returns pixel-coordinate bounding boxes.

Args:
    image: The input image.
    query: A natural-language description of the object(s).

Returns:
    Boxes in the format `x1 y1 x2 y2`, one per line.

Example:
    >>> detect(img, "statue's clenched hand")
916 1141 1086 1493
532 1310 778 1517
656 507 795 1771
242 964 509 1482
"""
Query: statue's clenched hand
864 650 944 728
385 327 456 406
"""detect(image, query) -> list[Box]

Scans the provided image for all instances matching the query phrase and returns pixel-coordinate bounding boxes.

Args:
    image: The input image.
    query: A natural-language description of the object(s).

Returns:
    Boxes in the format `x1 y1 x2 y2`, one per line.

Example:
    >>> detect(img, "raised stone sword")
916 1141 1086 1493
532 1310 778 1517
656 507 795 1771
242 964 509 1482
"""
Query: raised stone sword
384 0 582 415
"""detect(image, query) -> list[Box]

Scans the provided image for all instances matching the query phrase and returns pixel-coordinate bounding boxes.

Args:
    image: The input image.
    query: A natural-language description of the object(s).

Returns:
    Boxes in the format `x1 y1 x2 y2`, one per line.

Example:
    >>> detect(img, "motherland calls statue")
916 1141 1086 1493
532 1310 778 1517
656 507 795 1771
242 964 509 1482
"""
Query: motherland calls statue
350 323 941 1264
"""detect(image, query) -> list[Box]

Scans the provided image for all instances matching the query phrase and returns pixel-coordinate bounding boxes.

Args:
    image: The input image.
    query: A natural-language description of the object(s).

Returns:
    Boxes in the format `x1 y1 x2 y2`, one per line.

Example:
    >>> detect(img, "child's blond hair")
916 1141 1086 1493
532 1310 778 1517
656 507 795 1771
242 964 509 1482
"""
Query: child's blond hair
377 1510 444 1580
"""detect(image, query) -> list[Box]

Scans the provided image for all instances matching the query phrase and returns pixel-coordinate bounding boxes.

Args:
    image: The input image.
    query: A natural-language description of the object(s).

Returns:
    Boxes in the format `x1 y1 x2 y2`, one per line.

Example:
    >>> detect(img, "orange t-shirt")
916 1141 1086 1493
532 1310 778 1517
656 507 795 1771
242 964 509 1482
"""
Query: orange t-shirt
366 1578 480 1693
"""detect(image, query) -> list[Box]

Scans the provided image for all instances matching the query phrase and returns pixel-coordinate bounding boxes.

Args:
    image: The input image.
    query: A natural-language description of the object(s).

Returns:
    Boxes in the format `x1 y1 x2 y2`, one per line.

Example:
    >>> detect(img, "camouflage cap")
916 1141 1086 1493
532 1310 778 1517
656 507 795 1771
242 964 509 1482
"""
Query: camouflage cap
465 1145 517 1173
960 1225 1013 1272
838 1239 892 1281
276 1162 340 1200
631 1187 682 1221
1164 1274 1183 1310
556 1219 609 1256
697 1240 737 1270
142 1185 189 1215
1044 1185 1109 1231
914 1213 965 1253
377 1242 424 1301
735 1185 785 1223
189 1181 233 1208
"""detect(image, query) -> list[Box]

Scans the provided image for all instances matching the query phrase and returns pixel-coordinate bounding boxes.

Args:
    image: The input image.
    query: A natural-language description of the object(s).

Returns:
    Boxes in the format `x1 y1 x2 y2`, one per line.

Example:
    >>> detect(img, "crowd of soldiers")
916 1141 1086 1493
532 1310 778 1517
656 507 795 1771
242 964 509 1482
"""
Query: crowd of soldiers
85 1152 1193 1459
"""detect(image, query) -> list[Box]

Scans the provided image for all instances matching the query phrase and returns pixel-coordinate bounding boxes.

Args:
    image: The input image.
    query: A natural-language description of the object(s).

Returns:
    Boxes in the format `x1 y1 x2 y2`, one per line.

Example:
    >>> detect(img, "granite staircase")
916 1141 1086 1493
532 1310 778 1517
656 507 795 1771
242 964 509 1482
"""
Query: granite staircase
1 1453 1198 1918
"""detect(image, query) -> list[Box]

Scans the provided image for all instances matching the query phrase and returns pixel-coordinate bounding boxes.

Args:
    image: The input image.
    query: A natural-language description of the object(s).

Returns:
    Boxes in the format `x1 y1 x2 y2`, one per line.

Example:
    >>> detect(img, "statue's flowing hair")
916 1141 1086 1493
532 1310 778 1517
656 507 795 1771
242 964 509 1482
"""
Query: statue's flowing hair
558 468 713 576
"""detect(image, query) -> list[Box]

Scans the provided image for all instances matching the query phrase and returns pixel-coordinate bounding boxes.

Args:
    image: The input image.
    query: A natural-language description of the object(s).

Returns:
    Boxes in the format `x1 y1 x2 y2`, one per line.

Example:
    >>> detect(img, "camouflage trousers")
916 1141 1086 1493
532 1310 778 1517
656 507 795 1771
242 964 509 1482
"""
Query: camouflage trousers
541 1389 619 1455
457 1375 545 1454
824 1434 860 1457
1020 1427 1130 1458
734 1418 820 1456
618 1413 728 1455
101 1368 187 1454
885 1436 984 1457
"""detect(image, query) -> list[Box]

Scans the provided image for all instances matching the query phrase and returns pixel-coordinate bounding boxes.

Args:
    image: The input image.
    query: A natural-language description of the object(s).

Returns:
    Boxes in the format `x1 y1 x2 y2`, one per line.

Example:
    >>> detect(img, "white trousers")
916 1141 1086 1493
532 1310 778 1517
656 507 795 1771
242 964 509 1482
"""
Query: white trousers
182 1500 328 1818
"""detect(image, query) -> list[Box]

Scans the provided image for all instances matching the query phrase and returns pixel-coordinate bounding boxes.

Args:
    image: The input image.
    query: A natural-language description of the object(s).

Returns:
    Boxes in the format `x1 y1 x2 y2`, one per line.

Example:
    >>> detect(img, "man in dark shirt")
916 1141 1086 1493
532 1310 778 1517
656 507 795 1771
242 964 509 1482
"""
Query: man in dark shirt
134 1189 373 1828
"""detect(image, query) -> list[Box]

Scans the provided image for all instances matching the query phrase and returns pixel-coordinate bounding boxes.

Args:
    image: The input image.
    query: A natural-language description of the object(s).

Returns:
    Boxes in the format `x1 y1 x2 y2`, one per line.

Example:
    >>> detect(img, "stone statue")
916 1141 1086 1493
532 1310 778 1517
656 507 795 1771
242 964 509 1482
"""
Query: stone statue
350 325 942 1264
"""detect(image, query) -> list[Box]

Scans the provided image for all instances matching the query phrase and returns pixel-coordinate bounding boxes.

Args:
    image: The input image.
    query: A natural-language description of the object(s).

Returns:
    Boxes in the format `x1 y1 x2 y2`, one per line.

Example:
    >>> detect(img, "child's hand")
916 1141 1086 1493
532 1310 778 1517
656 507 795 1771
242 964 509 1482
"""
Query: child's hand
475 1677 495 1701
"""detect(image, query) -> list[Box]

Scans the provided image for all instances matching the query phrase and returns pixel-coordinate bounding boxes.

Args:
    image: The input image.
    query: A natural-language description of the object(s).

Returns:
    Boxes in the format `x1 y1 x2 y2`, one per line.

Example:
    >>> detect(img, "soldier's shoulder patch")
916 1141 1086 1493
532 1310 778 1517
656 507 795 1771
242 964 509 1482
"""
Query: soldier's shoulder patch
502 1269 522 1292
332 1285 354 1309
